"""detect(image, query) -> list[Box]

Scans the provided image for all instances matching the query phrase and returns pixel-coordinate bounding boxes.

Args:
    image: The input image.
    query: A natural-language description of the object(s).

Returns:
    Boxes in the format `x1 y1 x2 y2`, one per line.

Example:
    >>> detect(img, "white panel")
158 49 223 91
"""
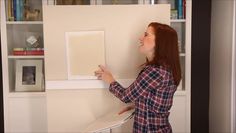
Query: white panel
8 97 47 133
169 95 186 132
210 0 234 132
43 5 170 81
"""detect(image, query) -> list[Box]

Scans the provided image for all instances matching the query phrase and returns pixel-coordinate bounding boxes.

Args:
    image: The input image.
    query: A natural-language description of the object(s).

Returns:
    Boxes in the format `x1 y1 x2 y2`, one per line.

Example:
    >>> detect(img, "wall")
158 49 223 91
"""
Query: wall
210 0 234 132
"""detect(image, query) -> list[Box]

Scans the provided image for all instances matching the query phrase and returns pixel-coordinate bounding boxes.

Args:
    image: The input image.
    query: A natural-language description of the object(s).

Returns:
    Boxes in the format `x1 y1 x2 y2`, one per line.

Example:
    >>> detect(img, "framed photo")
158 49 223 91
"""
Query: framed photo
15 60 44 92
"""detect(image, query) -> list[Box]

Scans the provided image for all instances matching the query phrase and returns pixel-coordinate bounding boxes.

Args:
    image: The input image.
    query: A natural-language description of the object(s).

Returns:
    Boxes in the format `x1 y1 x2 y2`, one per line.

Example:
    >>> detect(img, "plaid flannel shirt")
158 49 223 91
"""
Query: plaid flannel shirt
109 65 177 133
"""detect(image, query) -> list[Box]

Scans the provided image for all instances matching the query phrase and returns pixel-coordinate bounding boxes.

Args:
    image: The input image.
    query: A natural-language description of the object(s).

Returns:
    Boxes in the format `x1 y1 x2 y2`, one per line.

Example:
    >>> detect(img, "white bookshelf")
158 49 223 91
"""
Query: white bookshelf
1 0 48 132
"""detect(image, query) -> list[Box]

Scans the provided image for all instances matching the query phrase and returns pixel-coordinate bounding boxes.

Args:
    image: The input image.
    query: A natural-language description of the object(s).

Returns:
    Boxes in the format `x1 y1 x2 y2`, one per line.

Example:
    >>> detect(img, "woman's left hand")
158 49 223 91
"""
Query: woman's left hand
94 65 115 84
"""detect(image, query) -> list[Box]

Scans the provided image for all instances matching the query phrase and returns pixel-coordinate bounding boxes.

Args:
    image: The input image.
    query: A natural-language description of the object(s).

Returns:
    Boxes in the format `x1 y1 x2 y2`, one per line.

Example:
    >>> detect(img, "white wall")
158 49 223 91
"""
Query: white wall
210 0 234 132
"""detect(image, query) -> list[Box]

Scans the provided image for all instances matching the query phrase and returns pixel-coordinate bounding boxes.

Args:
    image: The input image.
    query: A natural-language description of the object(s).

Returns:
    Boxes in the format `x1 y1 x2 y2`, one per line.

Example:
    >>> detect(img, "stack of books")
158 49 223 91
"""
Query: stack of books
13 48 44 55
6 0 40 21
170 0 186 19
7 0 25 21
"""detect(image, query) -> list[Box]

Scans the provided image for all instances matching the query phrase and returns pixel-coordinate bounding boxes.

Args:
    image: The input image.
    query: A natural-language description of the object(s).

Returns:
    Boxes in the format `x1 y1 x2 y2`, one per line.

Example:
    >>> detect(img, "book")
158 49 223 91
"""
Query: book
11 0 24 21
177 0 183 19
13 50 44 55
183 0 186 19
19 0 24 21
170 0 176 10
13 47 44 55
7 0 14 21
13 0 17 21
173 0 185 19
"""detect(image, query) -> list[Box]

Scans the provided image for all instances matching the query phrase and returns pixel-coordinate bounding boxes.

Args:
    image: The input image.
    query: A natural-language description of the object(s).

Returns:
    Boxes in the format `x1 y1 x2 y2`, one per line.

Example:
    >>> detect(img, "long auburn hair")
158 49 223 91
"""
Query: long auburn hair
146 22 181 86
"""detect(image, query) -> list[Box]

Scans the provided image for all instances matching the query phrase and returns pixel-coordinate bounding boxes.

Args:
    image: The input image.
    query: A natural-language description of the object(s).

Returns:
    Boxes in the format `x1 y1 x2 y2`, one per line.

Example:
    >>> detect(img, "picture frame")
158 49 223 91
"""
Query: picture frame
65 31 106 80
15 60 44 92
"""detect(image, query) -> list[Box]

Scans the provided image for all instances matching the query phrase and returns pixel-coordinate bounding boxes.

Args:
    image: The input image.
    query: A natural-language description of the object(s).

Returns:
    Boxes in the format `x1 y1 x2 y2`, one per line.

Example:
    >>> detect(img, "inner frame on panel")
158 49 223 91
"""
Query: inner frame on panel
65 31 105 80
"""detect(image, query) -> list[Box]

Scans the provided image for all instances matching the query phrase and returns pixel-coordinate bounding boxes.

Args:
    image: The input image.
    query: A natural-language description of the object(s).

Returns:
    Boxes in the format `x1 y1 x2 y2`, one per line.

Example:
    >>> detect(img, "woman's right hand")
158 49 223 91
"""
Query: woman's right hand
118 104 135 115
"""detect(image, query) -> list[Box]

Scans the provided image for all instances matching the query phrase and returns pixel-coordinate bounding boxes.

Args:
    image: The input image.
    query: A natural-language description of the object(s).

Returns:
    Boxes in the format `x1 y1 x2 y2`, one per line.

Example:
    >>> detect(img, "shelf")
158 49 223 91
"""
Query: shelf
180 53 186 56
8 92 46 98
6 21 43 25
46 79 135 90
8 55 44 59
46 79 186 95
170 19 186 23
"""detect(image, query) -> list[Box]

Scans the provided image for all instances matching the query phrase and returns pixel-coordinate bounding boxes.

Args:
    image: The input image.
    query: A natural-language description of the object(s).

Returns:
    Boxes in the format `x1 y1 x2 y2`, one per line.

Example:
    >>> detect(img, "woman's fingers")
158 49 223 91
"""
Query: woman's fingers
99 65 107 72
94 70 103 75
95 70 103 73
94 71 102 74
94 70 103 80
97 76 102 80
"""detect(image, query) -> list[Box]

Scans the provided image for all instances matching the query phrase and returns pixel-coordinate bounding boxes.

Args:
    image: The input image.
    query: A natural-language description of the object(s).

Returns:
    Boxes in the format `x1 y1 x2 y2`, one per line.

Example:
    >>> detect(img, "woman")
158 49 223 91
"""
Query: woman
95 22 181 133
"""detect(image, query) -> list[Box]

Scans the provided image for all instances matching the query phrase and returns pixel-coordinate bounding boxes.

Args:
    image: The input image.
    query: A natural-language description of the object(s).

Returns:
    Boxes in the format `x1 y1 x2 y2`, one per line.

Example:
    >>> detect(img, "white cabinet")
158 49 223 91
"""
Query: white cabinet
8 96 47 132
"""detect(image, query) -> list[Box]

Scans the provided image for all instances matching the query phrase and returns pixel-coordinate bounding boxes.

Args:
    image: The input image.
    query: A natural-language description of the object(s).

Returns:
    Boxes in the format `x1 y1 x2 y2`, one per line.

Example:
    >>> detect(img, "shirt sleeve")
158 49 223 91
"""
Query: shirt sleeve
109 66 163 103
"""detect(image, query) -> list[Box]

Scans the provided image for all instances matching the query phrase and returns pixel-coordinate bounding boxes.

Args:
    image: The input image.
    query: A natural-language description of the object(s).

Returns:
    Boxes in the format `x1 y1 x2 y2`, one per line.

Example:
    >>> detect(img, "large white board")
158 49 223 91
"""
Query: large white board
43 5 170 80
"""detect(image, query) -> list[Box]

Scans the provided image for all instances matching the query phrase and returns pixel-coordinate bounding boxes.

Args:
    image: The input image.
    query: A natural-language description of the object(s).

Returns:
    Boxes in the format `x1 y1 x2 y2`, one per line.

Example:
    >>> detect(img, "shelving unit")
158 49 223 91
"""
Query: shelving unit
2 0 45 93
1 0 191 132
1 0 48 132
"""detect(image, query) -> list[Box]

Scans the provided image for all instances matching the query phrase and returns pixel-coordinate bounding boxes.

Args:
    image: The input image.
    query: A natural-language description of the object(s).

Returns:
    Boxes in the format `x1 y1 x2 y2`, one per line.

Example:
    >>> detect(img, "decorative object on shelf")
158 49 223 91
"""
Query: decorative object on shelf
23 0 41 21
25 32 41 48
12 32 44 56
24 8 40 21
15 59 44 92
